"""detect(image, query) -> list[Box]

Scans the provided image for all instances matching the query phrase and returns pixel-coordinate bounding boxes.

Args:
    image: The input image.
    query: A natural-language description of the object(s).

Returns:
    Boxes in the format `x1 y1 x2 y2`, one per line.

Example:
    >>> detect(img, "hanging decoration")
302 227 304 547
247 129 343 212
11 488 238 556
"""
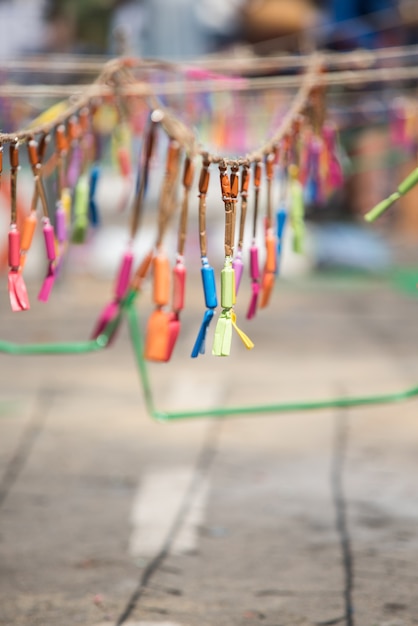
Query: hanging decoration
1 51 418 419
0 53 340 362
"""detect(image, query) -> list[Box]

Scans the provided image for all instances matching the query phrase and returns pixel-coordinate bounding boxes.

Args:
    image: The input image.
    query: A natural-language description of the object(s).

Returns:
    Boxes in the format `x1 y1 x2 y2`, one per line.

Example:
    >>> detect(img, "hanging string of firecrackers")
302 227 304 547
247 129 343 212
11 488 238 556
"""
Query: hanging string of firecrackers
188 59 326 357
0 71 128 314
80 107 101 229
289 163 305 255
0 54 330 348
4 47 418 386
119 55 325 360
275 139 289 274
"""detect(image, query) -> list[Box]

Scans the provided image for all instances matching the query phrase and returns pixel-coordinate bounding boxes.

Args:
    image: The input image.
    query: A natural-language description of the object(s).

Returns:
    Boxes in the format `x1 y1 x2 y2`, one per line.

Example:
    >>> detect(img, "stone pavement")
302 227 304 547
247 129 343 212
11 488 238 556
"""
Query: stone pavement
1 271 418 626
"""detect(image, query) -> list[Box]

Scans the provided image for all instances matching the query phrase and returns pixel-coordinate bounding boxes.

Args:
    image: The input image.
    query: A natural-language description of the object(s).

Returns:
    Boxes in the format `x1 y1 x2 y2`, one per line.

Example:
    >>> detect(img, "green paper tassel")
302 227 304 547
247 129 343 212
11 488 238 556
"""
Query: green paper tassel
212 309 232 357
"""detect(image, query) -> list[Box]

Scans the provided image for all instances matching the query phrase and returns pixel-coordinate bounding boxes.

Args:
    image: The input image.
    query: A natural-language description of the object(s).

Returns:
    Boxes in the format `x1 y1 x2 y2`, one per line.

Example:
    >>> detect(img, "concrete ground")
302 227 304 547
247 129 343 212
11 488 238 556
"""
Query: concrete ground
1 268 418 626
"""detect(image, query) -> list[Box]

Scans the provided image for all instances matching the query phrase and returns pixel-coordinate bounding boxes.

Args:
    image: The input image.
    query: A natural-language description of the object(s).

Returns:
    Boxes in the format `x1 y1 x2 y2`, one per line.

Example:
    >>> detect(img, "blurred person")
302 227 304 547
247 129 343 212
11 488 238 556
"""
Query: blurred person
240 0 321 51
238 0 411 53
110 0 245 60
44 0 115 54
0 0 46 59
325 0 402 49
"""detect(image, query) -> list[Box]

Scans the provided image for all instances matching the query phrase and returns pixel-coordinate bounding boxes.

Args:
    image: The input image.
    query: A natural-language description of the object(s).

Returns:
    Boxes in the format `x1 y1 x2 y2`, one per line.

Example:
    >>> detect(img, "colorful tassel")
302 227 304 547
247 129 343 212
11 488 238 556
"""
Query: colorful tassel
276 202 288 274
38 218 57 302
323 124 343 191
88 163 101 226
91 248 134 343
213 256 253 356
55 200 67 245
71 174 89 243
54 189 71 274
191 257 218 357
289 165 305 254
112 121 132 180
246 244 260 319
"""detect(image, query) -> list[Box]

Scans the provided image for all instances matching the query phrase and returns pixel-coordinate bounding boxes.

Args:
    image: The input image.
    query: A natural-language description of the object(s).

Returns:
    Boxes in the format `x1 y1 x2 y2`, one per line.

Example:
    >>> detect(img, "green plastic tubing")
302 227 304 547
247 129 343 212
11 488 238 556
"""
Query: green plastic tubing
1 288 418 422
364 192 400 222
364 166 418 223
124 295 418 422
